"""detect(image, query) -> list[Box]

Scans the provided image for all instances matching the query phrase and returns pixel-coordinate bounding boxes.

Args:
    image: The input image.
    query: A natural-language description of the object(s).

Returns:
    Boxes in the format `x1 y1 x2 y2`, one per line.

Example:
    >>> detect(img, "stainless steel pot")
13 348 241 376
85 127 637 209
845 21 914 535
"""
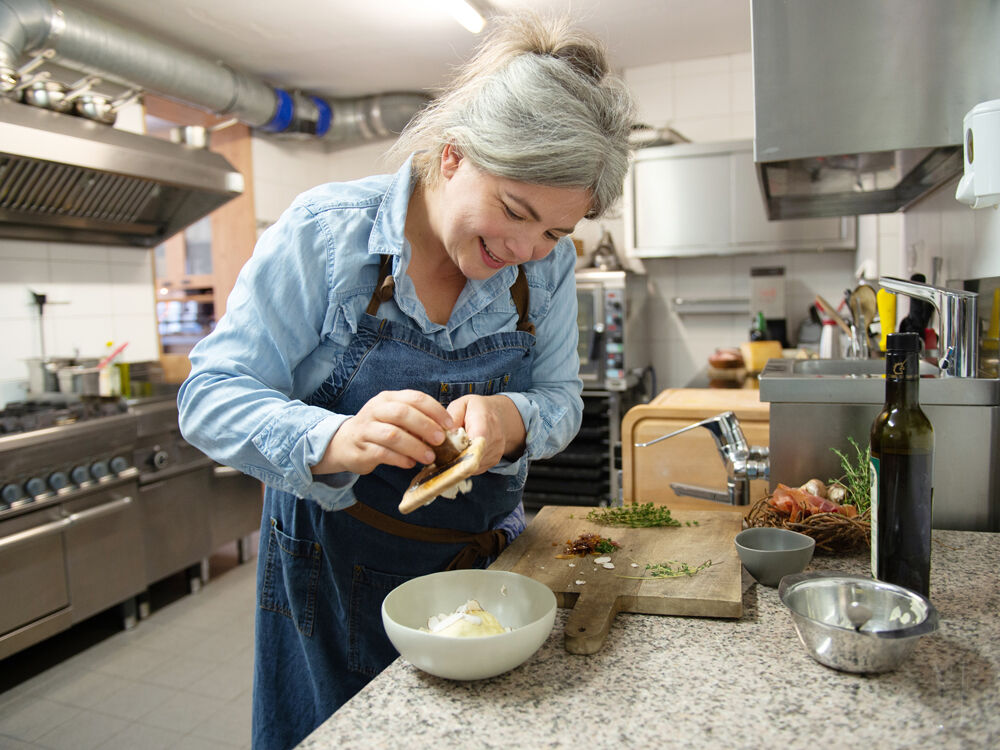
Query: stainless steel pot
56 365 101 396
18 75 98 114
73 89 141 125
25 357 97 395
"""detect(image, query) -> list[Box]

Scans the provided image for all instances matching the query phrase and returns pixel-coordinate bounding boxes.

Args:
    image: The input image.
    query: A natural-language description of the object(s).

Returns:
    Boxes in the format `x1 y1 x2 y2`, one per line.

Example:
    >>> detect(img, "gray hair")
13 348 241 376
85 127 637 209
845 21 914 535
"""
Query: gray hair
390 14 635 219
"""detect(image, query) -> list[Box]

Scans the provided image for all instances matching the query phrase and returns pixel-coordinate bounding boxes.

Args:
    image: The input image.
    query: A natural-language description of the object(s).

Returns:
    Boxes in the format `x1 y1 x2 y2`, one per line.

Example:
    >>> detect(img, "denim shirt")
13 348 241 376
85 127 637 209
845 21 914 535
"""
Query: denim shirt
177 156 583 511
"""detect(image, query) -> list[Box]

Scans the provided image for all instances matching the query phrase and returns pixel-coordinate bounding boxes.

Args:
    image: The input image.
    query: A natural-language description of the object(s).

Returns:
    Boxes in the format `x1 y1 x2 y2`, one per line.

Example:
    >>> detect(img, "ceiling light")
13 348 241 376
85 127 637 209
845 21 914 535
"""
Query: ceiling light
440 0 486 34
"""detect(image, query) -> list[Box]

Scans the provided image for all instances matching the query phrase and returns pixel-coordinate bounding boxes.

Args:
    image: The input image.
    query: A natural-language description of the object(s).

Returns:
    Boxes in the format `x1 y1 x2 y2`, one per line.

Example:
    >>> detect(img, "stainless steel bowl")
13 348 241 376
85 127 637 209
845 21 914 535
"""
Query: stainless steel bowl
779 572 939 673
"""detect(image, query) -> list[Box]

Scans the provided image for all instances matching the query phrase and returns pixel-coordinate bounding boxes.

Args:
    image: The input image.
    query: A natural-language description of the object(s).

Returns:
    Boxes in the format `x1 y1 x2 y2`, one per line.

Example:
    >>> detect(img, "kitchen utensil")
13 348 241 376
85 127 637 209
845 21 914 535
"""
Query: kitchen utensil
734 527 815 587
779 572 939 673
876 289 897 351
97 341 129 370
490 505 743 654
399 436 485 514
814 295 853 337
381 569 556 680
846 600 873 632
849 284 877 327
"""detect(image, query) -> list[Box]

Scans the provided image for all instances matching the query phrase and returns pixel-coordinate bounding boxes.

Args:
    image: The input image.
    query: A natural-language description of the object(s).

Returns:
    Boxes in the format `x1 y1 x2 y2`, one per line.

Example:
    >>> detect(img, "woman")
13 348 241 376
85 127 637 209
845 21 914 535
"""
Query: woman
178 13 634 749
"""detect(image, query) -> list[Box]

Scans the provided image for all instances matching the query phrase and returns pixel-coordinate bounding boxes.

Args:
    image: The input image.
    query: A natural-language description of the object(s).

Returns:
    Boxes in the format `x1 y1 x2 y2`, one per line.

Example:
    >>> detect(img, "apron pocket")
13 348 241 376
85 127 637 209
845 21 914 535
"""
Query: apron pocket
438 374 511 403
260 517 322 637
348 565 411 677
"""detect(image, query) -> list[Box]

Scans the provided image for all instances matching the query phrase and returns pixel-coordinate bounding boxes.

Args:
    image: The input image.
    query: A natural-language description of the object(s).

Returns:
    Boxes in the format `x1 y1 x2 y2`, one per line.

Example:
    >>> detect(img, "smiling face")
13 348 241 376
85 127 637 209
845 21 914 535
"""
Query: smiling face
428 144 592 280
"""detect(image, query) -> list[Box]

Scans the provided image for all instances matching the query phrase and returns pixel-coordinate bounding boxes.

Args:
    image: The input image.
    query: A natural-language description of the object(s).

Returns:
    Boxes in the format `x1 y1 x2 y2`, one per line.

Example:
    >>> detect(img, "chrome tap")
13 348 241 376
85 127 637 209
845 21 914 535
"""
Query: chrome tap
634 411 769 505
878 276 978 378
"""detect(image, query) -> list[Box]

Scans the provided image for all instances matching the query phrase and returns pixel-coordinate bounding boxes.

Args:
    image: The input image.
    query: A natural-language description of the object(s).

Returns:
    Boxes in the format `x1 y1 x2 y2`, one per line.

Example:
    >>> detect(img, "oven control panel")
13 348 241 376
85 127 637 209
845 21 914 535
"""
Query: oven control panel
1 454 138 511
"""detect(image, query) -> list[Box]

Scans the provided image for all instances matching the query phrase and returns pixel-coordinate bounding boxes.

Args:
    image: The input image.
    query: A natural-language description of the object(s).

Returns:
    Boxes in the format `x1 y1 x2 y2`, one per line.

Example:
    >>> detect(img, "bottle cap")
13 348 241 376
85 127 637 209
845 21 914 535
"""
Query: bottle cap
886 331 921 353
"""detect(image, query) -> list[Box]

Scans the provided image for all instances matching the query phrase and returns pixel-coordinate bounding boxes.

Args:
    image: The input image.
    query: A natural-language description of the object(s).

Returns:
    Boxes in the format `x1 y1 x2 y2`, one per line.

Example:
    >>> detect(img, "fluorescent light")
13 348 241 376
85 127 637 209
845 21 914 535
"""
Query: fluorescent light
441 0 486 33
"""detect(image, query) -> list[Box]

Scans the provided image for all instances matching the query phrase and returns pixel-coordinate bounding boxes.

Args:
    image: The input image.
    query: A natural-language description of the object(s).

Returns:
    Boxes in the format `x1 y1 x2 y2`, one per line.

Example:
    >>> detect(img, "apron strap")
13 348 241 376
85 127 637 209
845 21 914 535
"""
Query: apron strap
365 255 535 334
343 501 508 570
509 268 536 335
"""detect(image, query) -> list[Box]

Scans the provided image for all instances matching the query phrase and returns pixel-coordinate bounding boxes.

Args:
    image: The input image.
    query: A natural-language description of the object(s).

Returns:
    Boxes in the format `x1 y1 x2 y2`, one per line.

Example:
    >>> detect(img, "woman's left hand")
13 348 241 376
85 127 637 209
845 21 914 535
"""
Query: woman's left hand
447 395 526 473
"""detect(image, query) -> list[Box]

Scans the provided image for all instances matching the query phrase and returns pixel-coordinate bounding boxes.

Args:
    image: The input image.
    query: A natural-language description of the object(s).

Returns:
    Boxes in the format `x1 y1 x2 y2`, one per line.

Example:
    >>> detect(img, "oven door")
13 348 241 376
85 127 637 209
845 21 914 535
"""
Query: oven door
0 506 72 656
576 280 606 387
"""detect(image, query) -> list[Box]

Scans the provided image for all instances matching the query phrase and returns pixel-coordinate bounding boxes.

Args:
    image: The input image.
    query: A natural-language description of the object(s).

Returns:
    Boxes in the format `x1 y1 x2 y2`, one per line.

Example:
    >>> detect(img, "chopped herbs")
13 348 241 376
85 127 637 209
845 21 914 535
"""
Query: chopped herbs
618 560 714 580
587 501 681 528
556 532 621 558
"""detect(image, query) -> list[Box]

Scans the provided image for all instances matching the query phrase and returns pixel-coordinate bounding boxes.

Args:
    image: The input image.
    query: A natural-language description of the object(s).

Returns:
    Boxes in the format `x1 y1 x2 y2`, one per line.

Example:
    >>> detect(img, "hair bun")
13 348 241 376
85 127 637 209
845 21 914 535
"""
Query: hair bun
550 44 607 82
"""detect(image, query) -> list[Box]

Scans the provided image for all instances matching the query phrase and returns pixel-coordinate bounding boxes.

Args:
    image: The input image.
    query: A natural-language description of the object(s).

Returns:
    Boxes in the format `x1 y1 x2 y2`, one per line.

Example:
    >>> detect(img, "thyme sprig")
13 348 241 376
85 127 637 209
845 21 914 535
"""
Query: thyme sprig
830 436 871 514
587 501 681 528
617 559 715 580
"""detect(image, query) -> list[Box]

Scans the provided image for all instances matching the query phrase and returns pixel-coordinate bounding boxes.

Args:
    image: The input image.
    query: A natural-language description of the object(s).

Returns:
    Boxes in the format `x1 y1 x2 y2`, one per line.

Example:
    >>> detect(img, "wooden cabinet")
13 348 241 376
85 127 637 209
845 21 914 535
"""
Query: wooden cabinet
621 388 770 515
624 140 856 258
144 97 257 382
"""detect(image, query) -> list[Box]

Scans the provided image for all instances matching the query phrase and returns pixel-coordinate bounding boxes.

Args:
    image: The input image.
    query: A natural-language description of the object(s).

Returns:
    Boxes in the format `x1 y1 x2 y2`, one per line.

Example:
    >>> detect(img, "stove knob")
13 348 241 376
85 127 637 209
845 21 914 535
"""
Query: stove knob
1 483 23 505
151 450 169 470
71 465 90 485
110 456 130 474
48 471 69 492
25 477 46 497
90 461 110 480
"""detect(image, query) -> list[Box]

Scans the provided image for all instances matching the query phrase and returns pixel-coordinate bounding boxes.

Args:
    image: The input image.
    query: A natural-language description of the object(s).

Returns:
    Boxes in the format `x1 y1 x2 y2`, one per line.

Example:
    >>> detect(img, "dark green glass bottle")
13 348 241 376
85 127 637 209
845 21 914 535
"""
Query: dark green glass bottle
869 332 934 596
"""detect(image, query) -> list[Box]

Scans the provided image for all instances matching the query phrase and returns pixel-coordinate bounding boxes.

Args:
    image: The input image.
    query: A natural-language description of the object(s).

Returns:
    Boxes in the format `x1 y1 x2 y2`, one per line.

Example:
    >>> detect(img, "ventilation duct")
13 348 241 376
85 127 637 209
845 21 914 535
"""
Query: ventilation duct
0 0 430 245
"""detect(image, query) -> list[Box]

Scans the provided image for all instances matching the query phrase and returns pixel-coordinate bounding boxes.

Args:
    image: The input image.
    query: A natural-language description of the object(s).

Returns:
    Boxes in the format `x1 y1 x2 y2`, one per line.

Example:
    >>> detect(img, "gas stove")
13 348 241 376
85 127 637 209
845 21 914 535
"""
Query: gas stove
0 395 129 436
0 396 137 513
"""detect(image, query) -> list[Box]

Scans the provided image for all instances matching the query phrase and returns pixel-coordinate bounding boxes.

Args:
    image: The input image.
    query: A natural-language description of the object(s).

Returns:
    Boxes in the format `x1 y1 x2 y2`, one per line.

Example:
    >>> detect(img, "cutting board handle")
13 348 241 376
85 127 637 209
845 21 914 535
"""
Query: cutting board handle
564 588 625 655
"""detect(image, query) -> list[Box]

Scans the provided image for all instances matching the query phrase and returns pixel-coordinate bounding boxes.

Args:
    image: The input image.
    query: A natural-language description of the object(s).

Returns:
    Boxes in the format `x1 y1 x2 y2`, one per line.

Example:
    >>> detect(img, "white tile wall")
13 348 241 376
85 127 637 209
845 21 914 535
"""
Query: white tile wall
0 240 158 406
901 179 1000 283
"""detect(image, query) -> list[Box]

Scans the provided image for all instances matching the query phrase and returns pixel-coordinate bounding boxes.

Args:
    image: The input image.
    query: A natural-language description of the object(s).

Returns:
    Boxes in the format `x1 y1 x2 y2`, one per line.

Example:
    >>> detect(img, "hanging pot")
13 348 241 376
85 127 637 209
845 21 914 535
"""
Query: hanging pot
73 88 141 125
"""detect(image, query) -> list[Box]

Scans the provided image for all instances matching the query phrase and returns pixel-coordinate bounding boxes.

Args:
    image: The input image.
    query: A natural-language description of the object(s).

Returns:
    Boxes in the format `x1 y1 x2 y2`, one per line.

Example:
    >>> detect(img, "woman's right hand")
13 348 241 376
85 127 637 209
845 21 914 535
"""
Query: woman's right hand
311 389 453 475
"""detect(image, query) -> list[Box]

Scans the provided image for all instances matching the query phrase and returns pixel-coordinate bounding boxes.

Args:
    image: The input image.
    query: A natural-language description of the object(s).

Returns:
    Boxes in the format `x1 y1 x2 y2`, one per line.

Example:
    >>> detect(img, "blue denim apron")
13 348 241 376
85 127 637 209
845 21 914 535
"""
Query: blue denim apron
251 257 535 749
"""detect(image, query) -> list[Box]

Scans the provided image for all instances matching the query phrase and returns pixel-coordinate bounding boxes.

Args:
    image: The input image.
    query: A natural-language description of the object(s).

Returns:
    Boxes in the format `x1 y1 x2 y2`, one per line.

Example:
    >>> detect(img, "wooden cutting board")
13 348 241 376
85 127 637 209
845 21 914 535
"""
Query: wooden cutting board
490 505 743 654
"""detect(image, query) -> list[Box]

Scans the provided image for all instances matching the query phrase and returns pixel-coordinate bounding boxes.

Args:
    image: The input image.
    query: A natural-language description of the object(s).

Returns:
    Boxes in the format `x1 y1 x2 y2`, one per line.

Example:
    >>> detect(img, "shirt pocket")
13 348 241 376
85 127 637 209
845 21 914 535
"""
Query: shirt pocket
348 565 411 676
259 517 322 637
437 374 512 404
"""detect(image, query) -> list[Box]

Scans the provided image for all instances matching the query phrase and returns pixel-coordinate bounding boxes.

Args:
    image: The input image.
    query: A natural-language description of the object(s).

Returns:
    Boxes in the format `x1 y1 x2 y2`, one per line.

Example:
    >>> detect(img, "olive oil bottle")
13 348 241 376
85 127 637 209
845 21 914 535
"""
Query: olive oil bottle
869 332 934 596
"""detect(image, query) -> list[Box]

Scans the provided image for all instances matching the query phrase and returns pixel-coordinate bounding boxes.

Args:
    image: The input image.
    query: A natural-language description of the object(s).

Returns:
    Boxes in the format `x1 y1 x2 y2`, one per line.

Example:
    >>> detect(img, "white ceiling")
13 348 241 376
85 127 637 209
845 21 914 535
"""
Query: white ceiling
70 0 752 98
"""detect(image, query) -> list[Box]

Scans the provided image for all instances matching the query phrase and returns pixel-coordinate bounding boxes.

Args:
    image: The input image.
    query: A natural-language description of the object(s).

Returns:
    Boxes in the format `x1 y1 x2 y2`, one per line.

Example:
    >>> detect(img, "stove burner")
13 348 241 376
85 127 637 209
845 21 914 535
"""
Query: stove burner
0 396 128 435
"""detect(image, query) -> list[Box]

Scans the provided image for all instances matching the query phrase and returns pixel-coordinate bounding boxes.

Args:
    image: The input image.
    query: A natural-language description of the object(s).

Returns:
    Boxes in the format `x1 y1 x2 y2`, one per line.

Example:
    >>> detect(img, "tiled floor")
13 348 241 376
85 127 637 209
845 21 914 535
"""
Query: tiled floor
0 539 259 750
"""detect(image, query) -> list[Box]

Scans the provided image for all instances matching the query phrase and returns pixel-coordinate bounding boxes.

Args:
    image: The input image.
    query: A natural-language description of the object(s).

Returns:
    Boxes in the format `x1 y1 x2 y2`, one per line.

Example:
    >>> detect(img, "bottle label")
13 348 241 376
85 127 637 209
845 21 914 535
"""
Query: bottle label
869 455 879 578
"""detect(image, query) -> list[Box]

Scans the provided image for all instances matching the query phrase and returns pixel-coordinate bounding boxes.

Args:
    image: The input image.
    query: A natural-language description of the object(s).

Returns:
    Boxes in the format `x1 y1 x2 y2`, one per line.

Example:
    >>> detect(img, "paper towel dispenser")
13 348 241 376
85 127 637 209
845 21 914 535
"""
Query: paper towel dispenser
752 0 1000 220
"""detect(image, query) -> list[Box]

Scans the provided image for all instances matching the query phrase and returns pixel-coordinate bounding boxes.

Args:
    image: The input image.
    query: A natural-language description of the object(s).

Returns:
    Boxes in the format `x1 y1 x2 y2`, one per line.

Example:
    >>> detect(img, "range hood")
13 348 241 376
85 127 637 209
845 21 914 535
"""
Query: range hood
0 0 428 247
0 97 243 246
751 0 1000 220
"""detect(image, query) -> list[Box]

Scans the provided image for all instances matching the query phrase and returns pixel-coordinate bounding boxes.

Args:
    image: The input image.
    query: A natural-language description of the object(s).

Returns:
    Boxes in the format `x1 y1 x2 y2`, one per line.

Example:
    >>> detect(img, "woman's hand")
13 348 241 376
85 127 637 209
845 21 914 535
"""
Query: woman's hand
447 394 527 474
313 389 453 475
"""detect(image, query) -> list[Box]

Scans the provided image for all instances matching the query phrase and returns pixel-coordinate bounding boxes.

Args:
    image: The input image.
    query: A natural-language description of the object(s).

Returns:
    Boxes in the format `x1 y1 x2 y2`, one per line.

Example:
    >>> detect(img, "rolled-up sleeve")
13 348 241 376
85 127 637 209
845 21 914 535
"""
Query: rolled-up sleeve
177 204 358 508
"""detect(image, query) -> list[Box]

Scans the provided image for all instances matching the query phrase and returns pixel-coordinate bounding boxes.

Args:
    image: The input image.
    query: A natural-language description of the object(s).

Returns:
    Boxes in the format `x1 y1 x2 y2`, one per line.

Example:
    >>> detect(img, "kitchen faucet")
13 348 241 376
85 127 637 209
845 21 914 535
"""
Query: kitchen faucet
878 276 978 378
634 411 769 506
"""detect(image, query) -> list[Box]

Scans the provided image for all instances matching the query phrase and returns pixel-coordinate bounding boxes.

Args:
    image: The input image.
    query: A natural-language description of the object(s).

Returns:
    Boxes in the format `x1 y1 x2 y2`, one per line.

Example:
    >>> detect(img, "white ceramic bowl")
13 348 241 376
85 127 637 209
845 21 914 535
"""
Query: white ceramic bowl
381 569 556 680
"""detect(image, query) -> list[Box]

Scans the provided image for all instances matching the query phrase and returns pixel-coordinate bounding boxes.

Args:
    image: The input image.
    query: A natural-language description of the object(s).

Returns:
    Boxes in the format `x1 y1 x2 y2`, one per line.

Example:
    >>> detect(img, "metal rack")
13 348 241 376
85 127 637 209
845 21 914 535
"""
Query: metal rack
523 387 642 510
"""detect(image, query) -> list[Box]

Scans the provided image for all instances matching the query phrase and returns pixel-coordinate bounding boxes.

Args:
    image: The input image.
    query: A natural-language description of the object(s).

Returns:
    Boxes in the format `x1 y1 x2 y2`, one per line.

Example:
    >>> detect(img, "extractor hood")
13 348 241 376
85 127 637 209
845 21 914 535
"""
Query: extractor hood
751 0 1000 220
0 97 244 246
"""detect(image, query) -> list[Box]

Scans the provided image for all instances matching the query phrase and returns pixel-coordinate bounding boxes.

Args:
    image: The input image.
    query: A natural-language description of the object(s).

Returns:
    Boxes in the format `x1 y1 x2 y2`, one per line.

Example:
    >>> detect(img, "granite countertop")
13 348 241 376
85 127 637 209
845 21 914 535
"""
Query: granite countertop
300 529 999 749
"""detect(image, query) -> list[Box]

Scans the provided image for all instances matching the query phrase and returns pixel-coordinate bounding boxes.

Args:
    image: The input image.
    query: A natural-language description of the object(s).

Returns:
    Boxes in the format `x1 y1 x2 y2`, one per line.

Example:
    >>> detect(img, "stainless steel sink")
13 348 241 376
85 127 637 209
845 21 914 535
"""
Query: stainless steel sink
761 358 997 405
759 358 1000 532
789 358 939 378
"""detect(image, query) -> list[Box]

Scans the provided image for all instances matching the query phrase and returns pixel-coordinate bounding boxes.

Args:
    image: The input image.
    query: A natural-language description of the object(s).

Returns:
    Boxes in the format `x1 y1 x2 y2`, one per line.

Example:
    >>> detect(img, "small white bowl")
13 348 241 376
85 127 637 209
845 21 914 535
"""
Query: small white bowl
381 569 556 681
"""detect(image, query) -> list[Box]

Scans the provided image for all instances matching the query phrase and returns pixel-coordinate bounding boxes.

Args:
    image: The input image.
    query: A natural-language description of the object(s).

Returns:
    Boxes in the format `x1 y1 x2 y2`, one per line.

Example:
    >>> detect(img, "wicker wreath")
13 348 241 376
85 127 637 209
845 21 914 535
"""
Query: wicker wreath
746 495 871 554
